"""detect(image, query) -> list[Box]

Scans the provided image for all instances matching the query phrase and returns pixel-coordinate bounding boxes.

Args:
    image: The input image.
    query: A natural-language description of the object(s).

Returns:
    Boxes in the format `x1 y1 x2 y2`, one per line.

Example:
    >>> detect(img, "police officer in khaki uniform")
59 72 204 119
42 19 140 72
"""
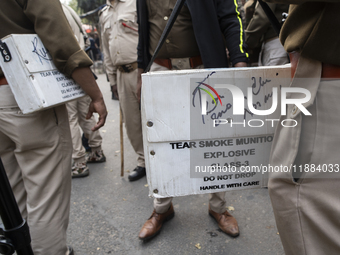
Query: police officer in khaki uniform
0 0 107 254
262 0 340 254
137 0 248 241
62 3 106 178
100 0 146 181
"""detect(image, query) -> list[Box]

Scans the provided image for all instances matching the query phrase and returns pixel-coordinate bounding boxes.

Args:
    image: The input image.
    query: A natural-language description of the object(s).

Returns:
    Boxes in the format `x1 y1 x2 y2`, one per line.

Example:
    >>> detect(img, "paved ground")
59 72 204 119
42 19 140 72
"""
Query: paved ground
67 73 285 255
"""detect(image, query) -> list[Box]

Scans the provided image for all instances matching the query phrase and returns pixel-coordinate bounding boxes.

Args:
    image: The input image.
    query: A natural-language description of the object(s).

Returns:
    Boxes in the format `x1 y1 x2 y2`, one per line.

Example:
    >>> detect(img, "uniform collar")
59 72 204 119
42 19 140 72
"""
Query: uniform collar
107 0 126 6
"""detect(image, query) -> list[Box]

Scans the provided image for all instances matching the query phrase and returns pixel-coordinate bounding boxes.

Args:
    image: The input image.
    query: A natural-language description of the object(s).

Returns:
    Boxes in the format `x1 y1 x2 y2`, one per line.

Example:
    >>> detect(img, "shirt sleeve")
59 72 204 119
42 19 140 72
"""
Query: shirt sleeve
137 0 151 70
23 0 92 77
216 0 249 65
99 12 117 86
245 2 273 49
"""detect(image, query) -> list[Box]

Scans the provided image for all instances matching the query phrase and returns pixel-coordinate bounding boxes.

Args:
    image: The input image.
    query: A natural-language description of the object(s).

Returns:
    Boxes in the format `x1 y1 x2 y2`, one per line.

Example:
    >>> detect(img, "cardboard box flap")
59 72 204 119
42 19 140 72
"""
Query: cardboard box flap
4 34 55 73
142 65 291 143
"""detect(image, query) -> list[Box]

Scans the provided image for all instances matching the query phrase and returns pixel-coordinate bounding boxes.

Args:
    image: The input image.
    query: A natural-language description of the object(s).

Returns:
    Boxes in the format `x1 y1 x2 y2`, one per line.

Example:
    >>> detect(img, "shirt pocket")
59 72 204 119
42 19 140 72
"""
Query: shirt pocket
118 14 138 34
103 21 111 35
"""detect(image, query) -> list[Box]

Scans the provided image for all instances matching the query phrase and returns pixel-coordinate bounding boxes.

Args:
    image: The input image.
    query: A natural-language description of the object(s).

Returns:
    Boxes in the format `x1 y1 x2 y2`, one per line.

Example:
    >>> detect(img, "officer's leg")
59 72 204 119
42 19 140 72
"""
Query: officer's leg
14 105 72 255
66 100 86 163
0 85 27 220
209 192 226 214
117 70 145 168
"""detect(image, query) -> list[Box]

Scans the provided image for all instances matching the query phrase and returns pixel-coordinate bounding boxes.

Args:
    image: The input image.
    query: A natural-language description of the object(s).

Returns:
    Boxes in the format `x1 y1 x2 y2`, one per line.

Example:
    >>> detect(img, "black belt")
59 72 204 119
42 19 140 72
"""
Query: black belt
117 62 138 73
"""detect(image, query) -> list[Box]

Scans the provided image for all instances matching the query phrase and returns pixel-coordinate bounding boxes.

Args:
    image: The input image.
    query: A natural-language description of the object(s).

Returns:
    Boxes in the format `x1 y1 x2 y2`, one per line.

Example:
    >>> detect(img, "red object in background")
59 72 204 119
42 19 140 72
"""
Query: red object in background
85 27 97 34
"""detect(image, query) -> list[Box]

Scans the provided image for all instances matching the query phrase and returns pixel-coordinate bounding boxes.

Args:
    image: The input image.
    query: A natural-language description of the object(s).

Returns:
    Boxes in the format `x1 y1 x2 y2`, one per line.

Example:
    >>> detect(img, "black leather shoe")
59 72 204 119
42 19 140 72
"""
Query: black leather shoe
128 166 146 181
111 91 119 100
68 246 74 255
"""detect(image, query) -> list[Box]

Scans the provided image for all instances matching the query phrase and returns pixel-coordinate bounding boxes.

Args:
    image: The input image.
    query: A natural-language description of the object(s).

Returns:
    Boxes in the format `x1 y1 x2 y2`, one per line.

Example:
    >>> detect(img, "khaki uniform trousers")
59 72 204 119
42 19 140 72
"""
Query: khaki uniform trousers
150 62 227 214
66 96 103 163
259 37 289 66
268 56 340 255
117 68 145 167
0 85 72 255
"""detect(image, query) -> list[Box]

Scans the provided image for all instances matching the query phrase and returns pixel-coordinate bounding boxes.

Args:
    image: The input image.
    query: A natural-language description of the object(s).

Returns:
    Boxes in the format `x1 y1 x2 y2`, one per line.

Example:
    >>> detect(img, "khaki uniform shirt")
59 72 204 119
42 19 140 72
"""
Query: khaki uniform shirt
62 3 86 50
245 3 288 49
244 0 257 29
99 0 138 86
0 0 92 77
147 0 200 59
264 0 340 65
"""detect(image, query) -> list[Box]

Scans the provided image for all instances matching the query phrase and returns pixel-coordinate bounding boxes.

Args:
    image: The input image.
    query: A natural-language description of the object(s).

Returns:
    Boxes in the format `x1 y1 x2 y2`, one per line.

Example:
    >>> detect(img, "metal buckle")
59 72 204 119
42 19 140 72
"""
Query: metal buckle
170 58 191 70
120 64 132 73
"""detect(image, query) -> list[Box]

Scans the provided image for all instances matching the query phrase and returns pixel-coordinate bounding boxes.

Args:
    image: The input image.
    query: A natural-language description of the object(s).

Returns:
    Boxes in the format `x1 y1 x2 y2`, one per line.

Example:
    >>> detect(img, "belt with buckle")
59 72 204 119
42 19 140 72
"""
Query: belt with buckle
154 56 202 70
289 52 340 79
0 75 8 85
117 62 138 73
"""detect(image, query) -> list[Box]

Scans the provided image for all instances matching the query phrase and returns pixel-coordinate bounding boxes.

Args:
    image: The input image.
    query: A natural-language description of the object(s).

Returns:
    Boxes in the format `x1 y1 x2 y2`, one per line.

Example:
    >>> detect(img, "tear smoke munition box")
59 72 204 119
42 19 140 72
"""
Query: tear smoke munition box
0 34 85 114
141 65 292 198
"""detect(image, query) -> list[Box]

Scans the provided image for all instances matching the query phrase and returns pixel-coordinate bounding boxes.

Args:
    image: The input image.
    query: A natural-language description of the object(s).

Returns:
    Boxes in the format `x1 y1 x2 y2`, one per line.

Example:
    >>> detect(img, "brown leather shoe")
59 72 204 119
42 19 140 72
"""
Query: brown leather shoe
138 204 175 241
209 207 239 237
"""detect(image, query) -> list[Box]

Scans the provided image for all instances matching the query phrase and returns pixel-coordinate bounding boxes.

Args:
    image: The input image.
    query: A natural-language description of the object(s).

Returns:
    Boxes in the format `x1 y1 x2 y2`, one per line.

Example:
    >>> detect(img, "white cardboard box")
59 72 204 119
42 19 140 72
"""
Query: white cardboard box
0 34 85 114
141 65 291 198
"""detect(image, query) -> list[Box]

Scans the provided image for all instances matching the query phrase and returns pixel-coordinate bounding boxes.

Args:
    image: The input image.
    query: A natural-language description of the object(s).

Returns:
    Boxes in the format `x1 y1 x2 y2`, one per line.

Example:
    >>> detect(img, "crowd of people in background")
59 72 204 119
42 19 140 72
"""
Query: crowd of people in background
88 32 102 61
